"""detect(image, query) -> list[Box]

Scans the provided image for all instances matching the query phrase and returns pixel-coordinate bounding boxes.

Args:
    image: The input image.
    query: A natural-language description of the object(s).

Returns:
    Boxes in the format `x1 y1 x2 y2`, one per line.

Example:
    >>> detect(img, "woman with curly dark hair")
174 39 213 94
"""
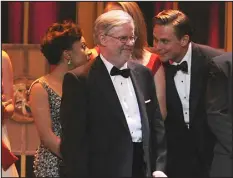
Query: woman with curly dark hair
29 20 91 177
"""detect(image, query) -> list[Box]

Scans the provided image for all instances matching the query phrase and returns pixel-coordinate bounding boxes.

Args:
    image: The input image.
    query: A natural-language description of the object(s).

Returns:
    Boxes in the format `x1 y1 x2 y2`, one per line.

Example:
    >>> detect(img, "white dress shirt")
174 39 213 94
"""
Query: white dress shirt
172 43 192 128
100 54 142 142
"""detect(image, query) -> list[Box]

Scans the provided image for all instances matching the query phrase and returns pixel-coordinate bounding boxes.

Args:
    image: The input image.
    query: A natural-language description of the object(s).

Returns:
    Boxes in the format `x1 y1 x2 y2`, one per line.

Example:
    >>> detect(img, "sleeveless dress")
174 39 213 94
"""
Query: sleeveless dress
146 53 162 76
30 79 62 177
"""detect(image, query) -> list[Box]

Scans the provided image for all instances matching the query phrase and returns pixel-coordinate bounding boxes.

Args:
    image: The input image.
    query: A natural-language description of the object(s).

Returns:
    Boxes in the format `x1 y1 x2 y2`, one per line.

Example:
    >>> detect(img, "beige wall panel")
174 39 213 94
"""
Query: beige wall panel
77 2 97 48
225 2 232 52
5 119 40 155
96 2 105 17
3 49 25 78
28 49 47 79
2 44 46 156
25 123 40 154
5 119 23 155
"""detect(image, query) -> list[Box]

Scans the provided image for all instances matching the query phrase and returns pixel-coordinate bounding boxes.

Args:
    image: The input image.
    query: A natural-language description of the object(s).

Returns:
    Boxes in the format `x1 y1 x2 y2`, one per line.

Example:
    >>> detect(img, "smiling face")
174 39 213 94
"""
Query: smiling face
153 24 188 63
101 22 135 67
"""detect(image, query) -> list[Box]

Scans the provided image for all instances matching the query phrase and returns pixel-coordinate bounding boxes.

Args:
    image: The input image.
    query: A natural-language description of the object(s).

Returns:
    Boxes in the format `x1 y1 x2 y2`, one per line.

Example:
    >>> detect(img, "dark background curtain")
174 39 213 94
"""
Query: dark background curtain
137 2 173 46
28 2 59 44
2 2 225 48
7 2 24 43
1 2 76 44
28 2 76 44
179 2 225 49
136 2 225 49
1 2 9 43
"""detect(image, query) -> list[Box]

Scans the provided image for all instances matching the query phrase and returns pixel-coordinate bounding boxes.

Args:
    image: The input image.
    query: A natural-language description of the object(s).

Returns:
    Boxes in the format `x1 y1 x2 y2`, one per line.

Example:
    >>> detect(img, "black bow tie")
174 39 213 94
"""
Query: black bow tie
170 61 188 74
110 66 130 78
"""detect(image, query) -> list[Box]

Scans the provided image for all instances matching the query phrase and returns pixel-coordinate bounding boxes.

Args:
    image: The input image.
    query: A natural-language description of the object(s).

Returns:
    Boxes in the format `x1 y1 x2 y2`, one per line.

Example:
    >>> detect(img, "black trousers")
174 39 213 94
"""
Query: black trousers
132 142 146 177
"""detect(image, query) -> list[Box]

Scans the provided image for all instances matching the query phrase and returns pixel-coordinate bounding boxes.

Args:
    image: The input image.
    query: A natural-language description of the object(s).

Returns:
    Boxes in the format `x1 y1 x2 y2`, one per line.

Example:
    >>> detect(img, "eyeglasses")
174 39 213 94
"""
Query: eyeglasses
106 34 137 43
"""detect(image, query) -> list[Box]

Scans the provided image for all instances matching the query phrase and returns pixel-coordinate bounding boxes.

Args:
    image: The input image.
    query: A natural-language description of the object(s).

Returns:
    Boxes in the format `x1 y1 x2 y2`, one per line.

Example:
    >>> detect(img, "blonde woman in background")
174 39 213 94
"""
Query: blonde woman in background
1 50 19 177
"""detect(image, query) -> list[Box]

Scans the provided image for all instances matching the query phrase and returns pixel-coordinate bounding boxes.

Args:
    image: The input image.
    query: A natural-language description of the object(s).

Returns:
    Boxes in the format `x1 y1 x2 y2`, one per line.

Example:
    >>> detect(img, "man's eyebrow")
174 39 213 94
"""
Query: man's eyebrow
153 37 169 41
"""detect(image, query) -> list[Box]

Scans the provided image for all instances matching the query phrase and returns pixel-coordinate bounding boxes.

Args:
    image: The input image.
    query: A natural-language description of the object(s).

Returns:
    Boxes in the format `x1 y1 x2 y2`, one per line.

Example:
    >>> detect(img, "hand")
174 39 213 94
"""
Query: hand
152 171 167 177
2 99 12 108
2 99 13 124
2 94 6 101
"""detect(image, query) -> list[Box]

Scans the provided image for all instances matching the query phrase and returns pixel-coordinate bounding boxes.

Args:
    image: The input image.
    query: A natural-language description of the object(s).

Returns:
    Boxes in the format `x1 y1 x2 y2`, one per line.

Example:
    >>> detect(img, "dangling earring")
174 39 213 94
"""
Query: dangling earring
67 59 73 69
86 50 92 61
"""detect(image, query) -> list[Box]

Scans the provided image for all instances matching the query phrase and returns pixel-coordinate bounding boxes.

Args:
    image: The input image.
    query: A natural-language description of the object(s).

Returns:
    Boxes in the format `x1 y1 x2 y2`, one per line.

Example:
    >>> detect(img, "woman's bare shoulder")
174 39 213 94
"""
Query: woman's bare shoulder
2 50 11 64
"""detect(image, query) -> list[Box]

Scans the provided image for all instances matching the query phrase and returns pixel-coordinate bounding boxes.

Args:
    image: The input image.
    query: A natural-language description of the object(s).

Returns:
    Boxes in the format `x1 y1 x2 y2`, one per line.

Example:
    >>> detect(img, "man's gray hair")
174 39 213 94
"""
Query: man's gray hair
93 10 134 45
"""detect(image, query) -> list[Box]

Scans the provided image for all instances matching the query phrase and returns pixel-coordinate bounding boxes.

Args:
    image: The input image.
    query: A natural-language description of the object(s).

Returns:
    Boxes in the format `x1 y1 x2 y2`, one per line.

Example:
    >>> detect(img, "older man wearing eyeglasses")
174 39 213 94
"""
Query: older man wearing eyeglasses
60 10 167 178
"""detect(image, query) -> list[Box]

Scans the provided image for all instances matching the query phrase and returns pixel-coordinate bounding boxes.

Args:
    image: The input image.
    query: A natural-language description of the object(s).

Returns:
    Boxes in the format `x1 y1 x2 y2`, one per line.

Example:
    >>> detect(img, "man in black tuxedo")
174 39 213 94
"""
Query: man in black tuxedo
60 10 167 177
206 52 232 177
153 10 224 177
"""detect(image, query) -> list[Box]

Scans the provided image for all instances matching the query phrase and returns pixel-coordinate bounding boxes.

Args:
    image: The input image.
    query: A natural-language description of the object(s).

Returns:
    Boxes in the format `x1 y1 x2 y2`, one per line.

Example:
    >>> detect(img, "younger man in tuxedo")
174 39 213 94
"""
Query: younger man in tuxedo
153 9 224 177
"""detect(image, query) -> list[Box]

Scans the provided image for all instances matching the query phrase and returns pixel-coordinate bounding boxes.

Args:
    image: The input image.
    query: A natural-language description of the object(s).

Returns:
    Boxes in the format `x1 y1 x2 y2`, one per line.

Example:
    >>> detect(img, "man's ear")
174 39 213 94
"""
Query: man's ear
99 34 107 47
180 35 189 47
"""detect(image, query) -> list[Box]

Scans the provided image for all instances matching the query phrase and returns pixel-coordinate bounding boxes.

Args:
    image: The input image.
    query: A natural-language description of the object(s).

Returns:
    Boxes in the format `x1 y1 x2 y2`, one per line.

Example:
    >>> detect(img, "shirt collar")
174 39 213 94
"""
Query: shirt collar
173 42 192 73
100 53 128 79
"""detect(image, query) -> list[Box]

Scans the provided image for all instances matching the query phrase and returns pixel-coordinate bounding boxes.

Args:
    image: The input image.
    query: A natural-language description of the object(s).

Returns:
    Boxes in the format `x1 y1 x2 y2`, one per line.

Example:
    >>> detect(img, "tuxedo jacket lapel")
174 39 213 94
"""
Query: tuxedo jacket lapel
128 63 150 146
128 62 151 174
189 44 206 123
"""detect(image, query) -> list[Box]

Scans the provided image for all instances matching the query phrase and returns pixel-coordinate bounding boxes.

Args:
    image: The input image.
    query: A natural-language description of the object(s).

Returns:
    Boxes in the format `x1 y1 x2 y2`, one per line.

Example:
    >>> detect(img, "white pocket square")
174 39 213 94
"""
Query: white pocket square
145 99 151 103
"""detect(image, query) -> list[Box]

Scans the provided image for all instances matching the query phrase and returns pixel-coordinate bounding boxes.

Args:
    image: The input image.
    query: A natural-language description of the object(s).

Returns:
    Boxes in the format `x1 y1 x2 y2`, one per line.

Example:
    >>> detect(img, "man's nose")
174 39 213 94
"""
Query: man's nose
125 39 135 46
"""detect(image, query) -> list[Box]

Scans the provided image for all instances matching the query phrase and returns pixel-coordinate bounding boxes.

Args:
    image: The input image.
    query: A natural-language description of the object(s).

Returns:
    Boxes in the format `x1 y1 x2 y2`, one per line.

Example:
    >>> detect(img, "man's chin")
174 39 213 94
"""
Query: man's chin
122 49 132 53
121 53 131 60
159 57 170 63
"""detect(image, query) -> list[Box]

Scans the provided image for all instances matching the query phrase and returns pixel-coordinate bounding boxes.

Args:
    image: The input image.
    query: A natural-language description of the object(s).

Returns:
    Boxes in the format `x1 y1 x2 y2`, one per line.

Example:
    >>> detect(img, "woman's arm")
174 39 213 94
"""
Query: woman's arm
154 64 167 120
2 51 14 120
29 82 61 158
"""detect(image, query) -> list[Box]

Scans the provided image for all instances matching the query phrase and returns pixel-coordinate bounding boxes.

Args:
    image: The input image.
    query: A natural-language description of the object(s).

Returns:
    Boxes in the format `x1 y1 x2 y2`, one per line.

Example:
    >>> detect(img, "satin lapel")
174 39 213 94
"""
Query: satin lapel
189 45 205 123
93 57 131 134
128 63 149 146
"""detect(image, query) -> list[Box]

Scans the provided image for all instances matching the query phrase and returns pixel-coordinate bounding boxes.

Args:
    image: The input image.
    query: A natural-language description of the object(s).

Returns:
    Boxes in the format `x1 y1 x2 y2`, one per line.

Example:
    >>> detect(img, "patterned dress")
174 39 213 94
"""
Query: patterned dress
31 79 62 177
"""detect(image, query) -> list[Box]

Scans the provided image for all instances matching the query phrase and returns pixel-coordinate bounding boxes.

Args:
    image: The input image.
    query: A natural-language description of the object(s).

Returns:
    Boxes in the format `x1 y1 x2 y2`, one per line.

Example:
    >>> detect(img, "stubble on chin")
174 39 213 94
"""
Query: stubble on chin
159 56 170 63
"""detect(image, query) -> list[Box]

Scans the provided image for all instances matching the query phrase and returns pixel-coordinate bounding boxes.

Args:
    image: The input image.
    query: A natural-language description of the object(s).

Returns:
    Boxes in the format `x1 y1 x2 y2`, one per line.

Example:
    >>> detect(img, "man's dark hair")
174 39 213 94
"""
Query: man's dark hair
153 10 193 41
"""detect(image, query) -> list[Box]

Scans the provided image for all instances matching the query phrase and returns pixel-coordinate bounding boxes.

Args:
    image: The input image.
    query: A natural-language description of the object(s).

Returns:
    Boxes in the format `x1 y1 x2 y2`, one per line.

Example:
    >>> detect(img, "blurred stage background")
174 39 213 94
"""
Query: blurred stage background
1 2 232 177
